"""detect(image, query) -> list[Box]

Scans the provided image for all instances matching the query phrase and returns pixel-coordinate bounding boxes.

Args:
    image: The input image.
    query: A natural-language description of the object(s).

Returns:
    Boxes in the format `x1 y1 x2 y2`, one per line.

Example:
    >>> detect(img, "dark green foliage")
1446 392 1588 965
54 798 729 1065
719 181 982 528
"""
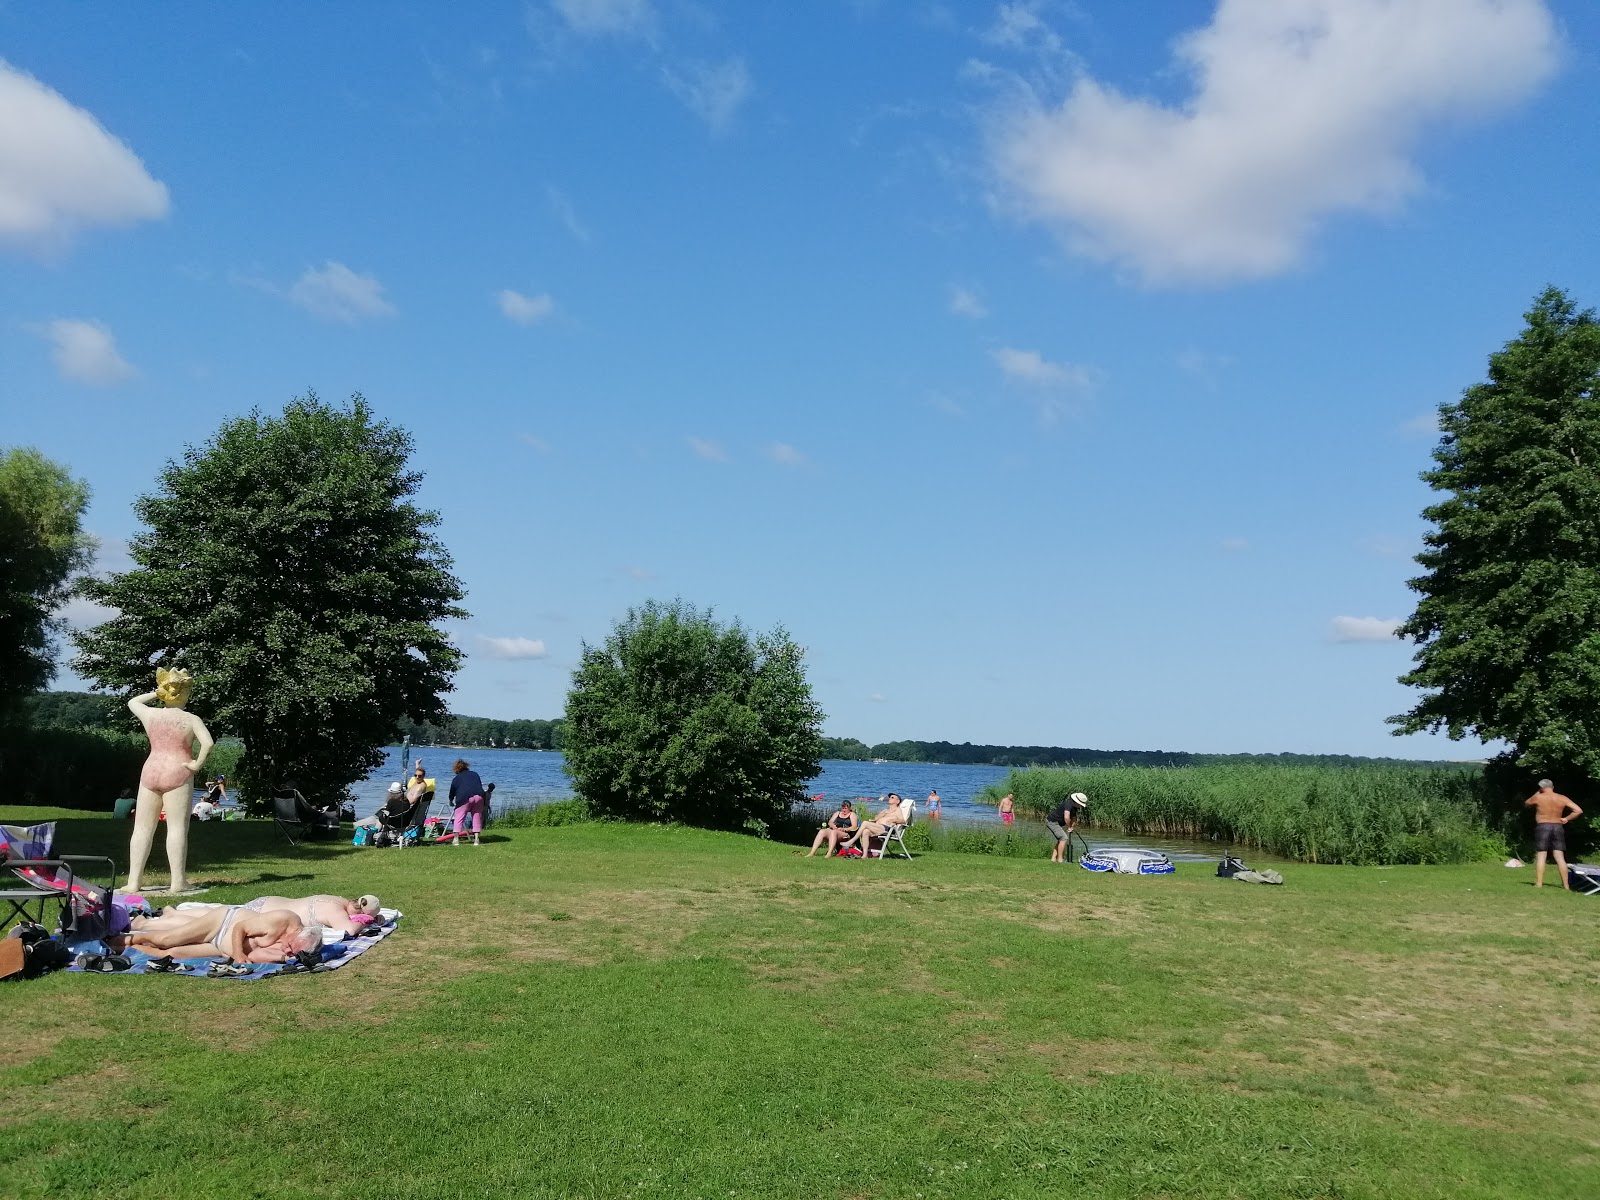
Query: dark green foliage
0 448 92 715
400 713 565 749
563 600 825 830
979 765 1504 865
71 393 466 809
1395 288 1600 800
0 725 144 809
825 736 1459 769
21 689 133 733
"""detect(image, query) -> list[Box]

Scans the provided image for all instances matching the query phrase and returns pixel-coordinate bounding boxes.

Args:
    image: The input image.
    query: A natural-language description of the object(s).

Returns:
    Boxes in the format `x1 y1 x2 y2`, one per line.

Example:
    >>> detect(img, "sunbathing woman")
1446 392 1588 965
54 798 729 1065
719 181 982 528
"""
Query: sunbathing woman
242 894 380 936
113 906 322 963
805 801 859 857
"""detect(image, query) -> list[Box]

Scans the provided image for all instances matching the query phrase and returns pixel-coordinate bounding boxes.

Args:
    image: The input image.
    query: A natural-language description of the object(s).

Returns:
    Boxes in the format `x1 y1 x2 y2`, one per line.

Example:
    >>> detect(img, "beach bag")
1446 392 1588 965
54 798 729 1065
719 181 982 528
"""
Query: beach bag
352 826 373 847
1217 855 1247 878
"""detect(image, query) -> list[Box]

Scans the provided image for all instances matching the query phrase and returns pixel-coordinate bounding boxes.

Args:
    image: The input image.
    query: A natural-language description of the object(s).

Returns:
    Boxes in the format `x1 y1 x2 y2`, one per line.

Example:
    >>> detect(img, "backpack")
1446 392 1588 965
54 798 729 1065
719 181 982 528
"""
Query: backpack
1217 855 1247 878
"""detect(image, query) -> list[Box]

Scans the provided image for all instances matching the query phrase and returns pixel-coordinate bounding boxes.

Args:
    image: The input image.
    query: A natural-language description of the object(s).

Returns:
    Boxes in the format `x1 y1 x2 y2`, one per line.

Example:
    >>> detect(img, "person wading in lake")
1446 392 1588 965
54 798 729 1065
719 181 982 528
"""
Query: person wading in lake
1525 779 1583 889
926 790 941 819
998 793 1014 824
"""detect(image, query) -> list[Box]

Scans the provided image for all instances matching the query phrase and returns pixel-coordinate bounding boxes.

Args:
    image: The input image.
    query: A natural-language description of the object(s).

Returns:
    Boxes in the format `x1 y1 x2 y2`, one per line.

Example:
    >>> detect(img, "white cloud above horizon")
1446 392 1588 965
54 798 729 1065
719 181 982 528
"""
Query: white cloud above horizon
289 262 396 323
55 595 118 629
992 345 1095 389
478 635 549 660
1331 615 1402 643
549 0 656 39
0 60 169 254
985 0 1560 285
498 288 556 326
663 58 752 134
687 437 728 463
948 284 988 319
546 185 591 242
765 442 807 467
32 318 136 385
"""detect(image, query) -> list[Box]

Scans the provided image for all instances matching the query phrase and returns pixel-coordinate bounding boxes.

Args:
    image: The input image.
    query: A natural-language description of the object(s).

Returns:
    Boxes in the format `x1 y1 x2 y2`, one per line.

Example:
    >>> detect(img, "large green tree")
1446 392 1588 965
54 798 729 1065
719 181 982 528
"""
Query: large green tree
1393 287 1600 787
73 393 466 806
563 600 825 830
0 447 92 716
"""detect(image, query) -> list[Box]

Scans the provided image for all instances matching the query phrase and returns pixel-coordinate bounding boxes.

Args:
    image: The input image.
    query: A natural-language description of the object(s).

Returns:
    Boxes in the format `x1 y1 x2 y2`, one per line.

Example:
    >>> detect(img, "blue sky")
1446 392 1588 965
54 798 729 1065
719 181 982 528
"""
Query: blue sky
4 1 1597 757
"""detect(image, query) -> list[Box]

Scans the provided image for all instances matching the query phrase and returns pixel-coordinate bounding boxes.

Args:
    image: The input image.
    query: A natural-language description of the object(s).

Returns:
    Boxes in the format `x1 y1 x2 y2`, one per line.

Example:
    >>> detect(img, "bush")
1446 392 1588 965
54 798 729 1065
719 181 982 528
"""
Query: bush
563 600 825 831
977 764 1505 865
495 797 592 828
0 725 145 810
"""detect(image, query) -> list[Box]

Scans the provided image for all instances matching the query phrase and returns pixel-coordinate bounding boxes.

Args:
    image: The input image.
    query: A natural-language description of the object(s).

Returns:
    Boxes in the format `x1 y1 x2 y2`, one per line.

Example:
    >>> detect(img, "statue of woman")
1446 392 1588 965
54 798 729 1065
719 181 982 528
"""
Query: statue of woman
126 667 214 894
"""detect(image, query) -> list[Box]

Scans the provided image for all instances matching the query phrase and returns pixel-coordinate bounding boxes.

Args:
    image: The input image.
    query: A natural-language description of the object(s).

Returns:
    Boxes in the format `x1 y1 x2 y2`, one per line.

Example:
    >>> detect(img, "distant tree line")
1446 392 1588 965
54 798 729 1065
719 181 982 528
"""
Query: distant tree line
399 714 566 750
817 736 1464 770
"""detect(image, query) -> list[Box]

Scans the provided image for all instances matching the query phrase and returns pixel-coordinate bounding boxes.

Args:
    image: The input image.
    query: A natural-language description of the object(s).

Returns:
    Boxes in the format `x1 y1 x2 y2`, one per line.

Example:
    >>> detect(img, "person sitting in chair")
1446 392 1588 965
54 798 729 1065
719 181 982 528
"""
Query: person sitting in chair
805 800 859 858
841 793 907 858
375 782 413 830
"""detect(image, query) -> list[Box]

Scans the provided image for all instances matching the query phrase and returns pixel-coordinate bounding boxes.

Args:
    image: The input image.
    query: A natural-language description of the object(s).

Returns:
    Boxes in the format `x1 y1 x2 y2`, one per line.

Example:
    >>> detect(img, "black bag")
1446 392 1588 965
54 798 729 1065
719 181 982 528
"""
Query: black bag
1217 855 1247 878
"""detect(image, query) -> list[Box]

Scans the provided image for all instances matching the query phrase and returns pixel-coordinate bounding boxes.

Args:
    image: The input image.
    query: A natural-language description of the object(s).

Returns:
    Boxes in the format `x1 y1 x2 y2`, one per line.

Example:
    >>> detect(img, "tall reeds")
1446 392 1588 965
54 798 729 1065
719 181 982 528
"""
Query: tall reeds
979 764 1503 865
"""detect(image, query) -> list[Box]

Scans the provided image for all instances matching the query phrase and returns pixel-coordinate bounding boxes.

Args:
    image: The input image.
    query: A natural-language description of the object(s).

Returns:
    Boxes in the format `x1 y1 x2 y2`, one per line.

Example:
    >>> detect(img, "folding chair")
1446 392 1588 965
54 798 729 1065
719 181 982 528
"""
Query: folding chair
272 790 339 846
1569 863 1600 896
1 822 118 936
397 797 433 848
872 800 915 860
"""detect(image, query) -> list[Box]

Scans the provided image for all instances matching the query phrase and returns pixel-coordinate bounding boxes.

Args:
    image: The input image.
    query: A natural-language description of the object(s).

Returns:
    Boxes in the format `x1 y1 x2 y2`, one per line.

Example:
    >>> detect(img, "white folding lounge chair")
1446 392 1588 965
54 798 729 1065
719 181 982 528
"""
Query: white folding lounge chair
873 800 915 860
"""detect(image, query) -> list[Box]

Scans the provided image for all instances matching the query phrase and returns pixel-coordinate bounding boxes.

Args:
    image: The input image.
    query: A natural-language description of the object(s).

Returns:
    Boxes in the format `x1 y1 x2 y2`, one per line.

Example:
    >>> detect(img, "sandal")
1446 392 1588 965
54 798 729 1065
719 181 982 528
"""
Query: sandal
74 953 133 973
205 961 253 978
145 955 186 974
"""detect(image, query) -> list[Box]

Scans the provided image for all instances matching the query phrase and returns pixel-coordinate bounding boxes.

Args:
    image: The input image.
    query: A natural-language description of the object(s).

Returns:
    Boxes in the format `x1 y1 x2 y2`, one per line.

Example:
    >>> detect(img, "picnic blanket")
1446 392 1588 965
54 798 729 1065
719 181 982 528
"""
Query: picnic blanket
64 908 404 980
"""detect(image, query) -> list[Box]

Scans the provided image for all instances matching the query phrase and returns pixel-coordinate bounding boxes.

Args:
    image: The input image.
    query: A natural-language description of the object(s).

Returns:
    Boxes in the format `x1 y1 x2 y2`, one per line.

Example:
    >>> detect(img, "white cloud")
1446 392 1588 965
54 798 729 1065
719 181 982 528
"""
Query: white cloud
687 437 728 463
1401 412 1440 437
550 0 656 38
869 692 887 702
991 346 1095 389
948 284 988 319
288 262 396 323
478 635 549 660
1331 616 1402 643
663 58 752 134
33 318 136 385
986 0 1560 285
765 442 808 467
982 2 1064 55
498 288 556 326
546 185 591 242
0 61 169 254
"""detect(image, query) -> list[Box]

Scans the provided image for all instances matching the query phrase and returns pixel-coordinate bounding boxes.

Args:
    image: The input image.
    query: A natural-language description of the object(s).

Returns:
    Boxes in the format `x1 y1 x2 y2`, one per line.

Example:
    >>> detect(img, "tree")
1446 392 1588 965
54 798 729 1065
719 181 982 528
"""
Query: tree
73 393 466 807
0 448 92 716
1393 287 1600 786
563 600 824 829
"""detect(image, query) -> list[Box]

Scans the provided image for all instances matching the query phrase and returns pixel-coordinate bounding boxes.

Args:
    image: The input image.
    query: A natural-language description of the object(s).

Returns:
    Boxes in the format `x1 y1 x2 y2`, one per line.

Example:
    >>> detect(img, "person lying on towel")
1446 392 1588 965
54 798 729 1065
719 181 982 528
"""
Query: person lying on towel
242 893 380 936
111 906 322 963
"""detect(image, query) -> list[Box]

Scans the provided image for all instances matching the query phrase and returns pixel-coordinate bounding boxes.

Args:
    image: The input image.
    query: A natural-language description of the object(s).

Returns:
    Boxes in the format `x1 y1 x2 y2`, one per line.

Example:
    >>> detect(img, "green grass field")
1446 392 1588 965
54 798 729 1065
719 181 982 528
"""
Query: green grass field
2 808 1596 1199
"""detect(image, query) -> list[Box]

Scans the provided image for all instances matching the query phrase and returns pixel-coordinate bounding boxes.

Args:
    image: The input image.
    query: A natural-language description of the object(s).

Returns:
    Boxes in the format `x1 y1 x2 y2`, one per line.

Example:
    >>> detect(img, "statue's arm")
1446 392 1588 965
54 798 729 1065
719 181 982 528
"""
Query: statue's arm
188 716 215 774
127 691 159 723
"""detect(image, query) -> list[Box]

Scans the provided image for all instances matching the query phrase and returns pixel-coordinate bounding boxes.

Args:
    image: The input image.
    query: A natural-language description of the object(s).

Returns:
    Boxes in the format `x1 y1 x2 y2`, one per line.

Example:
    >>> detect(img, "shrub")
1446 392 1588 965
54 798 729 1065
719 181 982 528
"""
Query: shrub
0 725 145 810
563 600 825 831
495 797 592 828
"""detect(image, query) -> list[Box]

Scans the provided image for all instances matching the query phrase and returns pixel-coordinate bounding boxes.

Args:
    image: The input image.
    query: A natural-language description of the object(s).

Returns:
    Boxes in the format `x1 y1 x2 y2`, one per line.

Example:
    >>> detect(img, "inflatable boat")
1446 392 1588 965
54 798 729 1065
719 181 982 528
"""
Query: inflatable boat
1079 848 1176 875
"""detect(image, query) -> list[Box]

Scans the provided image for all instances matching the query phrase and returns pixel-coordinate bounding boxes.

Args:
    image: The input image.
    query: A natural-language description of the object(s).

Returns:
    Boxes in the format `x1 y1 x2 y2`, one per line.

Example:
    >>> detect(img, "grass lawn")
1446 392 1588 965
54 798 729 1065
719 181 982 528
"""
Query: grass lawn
1 808 1596 1199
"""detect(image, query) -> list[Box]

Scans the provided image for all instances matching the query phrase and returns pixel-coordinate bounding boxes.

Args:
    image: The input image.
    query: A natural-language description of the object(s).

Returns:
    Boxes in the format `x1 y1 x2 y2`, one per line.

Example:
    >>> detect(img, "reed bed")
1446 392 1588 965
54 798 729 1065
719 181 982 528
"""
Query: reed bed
977 764 1502 865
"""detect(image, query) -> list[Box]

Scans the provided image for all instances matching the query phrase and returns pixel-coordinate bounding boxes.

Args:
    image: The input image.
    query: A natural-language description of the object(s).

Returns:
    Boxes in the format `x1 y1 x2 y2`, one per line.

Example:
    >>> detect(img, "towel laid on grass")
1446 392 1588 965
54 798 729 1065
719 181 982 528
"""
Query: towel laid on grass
65 909 404 980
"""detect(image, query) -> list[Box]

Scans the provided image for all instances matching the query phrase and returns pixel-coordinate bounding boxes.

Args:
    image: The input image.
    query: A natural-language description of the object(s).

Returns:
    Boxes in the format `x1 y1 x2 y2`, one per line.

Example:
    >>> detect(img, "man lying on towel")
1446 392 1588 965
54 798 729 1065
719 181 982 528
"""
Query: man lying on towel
111 906 323 963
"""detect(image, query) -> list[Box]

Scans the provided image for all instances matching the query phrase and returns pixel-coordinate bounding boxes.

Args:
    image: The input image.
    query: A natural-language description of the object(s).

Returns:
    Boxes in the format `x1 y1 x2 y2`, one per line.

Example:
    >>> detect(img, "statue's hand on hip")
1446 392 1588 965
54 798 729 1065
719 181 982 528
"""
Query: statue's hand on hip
183 759 201 774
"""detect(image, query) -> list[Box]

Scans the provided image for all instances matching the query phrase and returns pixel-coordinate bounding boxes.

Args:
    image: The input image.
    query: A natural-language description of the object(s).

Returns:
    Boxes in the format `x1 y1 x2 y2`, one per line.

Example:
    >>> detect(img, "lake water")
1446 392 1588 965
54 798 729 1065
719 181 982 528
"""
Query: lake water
359 746 1257 862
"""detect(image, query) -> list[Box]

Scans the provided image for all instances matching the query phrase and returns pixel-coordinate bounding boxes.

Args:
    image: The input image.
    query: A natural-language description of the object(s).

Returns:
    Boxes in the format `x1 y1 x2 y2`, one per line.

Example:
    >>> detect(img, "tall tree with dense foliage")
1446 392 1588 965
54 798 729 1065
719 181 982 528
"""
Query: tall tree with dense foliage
1393 288 1600 787
563 600 825 830
73 394 466 806
0 447 92 716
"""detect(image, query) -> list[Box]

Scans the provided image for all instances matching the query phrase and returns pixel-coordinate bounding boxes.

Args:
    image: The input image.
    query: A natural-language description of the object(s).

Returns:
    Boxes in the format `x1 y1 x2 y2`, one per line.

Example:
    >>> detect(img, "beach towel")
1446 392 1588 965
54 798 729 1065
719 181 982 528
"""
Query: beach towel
64 909 405 980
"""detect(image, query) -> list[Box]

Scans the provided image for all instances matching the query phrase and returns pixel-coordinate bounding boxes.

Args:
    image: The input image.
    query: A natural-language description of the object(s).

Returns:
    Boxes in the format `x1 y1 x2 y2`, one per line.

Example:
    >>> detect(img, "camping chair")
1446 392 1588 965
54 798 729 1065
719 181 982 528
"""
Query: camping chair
1569 863 1600 896
0 823 117 936
871 800 915 861
272 790 340 846
396 796 433 848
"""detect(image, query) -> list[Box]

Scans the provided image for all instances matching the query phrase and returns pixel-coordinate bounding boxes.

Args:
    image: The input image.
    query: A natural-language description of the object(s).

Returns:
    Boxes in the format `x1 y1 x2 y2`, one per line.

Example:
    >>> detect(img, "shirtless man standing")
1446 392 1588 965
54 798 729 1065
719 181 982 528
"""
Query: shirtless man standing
115 906 321 962
1525 779 1583 889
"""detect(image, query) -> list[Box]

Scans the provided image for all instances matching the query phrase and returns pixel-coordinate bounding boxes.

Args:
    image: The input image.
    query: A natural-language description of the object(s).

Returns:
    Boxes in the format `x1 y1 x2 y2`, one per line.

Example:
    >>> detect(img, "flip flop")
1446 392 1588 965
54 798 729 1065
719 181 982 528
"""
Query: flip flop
74 953 133 973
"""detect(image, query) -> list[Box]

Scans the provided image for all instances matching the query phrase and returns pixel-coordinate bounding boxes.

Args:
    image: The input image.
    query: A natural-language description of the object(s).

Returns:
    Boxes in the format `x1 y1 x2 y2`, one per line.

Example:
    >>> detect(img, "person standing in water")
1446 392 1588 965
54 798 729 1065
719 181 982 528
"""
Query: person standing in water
926 790 941 819
998 793 1015 824
1525 779 1582 889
